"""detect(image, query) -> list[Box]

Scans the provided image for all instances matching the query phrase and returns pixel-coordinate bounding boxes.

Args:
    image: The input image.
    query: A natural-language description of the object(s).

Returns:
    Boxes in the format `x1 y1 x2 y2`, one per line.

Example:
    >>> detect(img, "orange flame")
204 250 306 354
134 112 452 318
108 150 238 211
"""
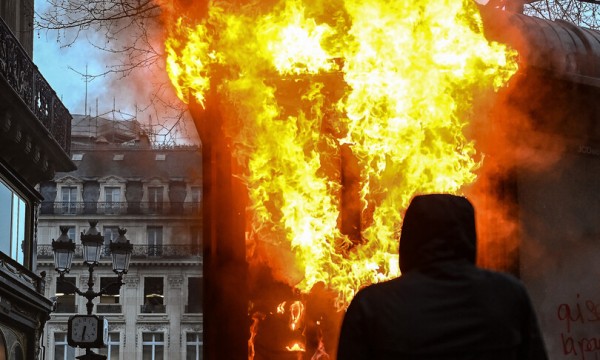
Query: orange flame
248 311 265 359
277 301 287 314
289 300 305 331
161 0 518 308
311 336 329 360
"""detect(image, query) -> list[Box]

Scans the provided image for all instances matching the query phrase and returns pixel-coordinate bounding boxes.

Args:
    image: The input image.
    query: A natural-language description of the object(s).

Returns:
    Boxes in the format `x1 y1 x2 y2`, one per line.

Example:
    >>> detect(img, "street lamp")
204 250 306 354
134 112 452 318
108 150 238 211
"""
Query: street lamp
52 226 75 275
51 220 133 360
109 228 133 276
81 220 103 266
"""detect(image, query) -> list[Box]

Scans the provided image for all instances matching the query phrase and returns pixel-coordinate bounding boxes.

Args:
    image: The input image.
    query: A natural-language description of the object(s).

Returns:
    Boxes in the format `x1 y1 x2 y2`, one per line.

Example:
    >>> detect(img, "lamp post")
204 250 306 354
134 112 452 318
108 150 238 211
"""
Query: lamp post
51 220 133 360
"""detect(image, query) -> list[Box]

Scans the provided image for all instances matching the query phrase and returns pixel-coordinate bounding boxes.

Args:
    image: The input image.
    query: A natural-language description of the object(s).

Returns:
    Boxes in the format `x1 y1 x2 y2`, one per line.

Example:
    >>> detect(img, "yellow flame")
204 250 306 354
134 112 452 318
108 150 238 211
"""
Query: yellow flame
286 343 306 352
262 0 337 75
163 0 517 308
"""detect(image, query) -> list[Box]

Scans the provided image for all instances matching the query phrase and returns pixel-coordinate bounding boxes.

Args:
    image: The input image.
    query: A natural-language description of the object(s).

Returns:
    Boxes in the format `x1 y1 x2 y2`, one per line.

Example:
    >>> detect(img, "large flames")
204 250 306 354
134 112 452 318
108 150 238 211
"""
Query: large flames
161 0 517 356
162 0 517 306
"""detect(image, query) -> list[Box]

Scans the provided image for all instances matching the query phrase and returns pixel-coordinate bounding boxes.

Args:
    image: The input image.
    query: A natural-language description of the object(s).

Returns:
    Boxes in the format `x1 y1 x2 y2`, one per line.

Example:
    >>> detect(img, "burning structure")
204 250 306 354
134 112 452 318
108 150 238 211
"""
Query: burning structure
154 0 600 358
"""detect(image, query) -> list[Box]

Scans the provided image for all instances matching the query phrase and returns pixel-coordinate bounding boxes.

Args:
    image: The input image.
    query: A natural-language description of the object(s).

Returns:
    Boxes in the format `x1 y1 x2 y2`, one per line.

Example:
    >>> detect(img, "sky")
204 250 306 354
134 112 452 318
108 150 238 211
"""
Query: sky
33 31 112 117
32 2 200 144
33 0 123 118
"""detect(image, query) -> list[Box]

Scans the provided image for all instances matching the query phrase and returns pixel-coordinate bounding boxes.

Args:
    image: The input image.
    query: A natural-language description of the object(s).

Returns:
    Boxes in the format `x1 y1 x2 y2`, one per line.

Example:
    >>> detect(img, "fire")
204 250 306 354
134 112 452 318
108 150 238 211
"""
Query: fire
289 300 305 331
248 311 265 360
161 0 517 310
277 301 287 314
286 343 306 352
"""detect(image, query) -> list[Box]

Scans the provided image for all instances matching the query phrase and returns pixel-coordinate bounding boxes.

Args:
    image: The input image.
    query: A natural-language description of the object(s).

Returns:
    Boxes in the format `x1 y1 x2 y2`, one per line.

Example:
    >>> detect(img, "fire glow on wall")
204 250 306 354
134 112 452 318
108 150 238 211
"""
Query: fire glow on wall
157 0 519 358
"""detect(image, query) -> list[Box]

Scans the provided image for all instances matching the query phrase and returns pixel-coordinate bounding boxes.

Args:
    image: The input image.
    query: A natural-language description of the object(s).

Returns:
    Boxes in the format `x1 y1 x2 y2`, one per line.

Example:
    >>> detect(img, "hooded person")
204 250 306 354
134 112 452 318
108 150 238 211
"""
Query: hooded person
337 194 548 360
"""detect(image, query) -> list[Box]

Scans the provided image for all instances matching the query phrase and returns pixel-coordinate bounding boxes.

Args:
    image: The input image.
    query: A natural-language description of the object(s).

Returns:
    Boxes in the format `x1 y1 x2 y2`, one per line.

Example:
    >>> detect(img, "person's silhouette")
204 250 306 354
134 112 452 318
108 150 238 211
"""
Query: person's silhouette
338 194 548 360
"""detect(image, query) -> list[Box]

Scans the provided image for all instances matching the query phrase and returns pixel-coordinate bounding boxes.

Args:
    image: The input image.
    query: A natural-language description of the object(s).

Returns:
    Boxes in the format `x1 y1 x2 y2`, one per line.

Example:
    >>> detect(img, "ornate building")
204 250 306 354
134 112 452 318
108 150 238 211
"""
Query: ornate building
36 115 202 359
0 0 75 359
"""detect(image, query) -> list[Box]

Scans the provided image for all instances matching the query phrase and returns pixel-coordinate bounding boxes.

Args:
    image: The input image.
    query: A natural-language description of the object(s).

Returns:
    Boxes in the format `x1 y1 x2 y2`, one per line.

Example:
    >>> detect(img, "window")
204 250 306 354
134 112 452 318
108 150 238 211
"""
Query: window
61 226 76 243
185 333 203 360
142 277 165 313
104 187 122 214
190 226 201 255
100 277 120 304
148 186 163 213
54 332 75 360
55 276 76 313
190 187 201 214
113 154 124 161
97 332 120 359
105 187 121 203
61 186 78 214
103 226 119 255
147 227 162 257
155 154 166 161
0 179 27 265
186 277 202 313
71 154 83 161
142 333 164 360
97 277 122 314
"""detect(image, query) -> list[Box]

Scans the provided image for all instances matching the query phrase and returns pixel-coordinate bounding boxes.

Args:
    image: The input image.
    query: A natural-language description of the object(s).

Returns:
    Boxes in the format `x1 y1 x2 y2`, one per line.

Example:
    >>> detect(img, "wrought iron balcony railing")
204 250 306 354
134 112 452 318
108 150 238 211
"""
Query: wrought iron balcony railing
185 304 202 313
37 244 201 260
141 304 166 314
96 304 122 314
0 17 71 154
54 302 78 314
40 201 201 216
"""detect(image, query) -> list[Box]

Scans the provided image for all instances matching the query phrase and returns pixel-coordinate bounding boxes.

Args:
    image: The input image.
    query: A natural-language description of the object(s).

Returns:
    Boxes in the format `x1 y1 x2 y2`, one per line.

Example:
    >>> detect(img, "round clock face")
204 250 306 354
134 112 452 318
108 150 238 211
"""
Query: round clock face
70 316 99 343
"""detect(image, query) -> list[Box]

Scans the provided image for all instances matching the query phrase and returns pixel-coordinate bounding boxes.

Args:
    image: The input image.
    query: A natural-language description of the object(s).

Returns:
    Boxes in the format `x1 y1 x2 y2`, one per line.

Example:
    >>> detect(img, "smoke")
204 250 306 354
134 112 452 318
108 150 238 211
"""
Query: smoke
36 1 200 144
93 10 201 144
464 6 584 272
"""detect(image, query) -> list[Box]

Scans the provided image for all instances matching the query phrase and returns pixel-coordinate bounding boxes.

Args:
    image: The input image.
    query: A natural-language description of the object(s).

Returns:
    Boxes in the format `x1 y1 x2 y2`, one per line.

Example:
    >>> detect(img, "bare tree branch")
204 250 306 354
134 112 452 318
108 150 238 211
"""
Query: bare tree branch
35 0 198 145
524 0 600 29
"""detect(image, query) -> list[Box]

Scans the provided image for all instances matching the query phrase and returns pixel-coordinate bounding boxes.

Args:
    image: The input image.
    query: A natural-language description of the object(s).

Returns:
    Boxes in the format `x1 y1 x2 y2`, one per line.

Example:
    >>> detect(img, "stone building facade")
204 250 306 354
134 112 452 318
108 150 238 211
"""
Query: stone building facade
37 115 202 359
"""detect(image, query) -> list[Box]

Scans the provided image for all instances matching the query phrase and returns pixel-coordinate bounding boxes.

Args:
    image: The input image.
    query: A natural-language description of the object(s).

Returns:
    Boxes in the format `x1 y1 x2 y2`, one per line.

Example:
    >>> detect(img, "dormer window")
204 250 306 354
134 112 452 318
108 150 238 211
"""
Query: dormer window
98 176 127 215
104 187 122 214
142 179 167 214
60 186 78 215
148 186 164 213
55 177 83 215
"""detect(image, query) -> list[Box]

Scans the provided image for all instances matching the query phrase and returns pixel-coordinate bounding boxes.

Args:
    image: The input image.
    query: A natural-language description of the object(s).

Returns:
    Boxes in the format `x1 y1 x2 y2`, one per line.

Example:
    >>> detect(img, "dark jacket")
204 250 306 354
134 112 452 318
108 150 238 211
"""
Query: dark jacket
337 194 548 360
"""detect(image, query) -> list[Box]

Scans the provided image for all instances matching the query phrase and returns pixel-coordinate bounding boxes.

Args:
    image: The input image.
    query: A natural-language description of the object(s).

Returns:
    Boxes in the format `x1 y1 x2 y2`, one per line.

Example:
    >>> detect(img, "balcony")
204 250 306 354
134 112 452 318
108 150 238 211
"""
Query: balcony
54 302 78 314
40 201 201 216
141 304 166 314
0 17 71 156
96 304 122 314
185 304 202 313
37 244 202 261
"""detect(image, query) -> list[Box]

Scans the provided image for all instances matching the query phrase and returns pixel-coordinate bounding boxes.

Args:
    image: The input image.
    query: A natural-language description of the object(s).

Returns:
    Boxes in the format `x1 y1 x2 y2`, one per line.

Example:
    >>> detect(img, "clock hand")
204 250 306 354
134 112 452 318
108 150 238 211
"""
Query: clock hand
82 326 86 340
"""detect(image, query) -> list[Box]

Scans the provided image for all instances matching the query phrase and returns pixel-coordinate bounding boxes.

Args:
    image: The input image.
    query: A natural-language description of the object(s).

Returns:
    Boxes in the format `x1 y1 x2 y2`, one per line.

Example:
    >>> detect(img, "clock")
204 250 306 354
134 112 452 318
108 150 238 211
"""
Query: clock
67 315 108 348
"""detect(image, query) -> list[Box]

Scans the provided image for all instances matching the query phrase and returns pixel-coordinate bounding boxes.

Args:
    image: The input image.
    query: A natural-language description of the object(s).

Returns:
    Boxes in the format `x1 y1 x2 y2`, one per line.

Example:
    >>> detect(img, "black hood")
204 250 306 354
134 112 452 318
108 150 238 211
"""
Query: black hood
399 194 476 273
